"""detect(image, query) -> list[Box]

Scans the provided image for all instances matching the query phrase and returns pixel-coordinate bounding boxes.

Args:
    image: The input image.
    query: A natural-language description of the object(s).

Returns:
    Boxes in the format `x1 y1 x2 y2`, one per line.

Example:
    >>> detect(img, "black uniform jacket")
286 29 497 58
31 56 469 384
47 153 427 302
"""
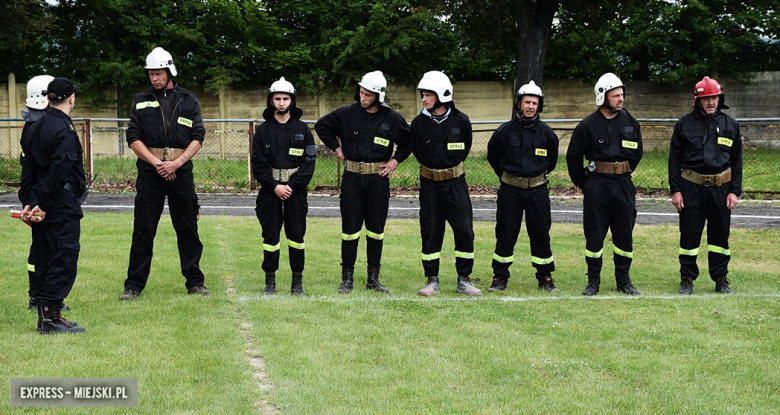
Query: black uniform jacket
315 103 411 164
566 109 643 187
410 106 473 184
21 108 86 215
668 109 742 196
19 108 46 207
487 114 559 179
252 107 316 189
126 81 206 171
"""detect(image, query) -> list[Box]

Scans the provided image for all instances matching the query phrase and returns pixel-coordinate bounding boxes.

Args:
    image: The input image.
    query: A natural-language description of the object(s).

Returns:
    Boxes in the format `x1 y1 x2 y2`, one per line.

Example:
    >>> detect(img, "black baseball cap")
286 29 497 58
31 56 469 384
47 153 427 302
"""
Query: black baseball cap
46 77 80 100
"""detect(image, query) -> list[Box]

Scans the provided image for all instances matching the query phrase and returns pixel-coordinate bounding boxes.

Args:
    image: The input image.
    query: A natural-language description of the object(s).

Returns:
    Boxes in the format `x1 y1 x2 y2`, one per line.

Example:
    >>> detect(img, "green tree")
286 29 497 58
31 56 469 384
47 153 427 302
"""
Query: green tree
0 0 55 81
45 0 293 115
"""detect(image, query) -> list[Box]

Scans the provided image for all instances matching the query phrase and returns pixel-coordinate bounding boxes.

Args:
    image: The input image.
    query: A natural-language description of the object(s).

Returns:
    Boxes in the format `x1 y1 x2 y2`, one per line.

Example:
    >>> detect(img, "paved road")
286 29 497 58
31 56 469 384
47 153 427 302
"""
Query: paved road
2 193 779 230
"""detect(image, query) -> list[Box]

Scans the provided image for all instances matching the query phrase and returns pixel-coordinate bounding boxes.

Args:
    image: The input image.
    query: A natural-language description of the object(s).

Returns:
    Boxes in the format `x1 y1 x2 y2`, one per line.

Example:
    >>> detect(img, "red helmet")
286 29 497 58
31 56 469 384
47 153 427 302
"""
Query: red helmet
693 76 727 110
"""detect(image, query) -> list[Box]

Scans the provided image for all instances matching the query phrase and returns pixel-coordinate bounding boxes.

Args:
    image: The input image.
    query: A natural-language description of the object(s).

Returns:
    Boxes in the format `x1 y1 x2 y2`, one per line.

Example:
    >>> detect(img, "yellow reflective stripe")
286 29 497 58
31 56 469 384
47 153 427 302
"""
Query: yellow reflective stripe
679 247 699 256
373 137 389 147
366 230 384 240
27 263 35 272
454 251 474 259
342 231 361 241
622 140 638 149
612 246 633 258
708 245 731 256
422 252 442 261
263 243 280 252
177 117 193 127
447 142 465 150
585 248 604 258
136 101 160 110
531 255 554 265
493 253 514 263
717 137 733 147
287 240 305 250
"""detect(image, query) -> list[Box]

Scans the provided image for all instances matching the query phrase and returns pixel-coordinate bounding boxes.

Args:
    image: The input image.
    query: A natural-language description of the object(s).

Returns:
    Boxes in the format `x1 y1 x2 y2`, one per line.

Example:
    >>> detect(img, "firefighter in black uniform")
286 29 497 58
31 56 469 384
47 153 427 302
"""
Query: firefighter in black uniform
18 75 54 310
566 73 643 296
411 71 481 297
315 70 411 294
21 77 85 334
669 76 741 294
252 77 316 296
120 47 209 300
487 81 559 292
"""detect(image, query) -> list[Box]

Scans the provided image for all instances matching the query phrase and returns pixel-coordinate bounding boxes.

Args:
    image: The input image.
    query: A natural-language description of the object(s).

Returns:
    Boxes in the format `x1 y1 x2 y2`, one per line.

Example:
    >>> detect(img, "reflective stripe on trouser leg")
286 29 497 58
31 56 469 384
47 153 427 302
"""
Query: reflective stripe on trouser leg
366 229 385 269
491 253 514 280
282 189 308 273
493 184 523 281
257 188 283 273
287 239 305 273
449 180 475 277
525 188 555 279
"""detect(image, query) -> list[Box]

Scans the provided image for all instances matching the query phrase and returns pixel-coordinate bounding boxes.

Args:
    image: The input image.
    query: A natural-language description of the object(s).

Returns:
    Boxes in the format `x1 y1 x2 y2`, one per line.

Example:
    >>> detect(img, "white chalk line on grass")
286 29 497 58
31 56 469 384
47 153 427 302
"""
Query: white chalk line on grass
235 293 780 303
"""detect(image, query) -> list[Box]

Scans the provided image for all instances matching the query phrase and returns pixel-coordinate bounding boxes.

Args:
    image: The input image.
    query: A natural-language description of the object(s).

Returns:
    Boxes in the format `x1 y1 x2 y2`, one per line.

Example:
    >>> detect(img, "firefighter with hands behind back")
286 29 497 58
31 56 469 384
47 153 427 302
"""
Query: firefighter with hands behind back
669 76 742 295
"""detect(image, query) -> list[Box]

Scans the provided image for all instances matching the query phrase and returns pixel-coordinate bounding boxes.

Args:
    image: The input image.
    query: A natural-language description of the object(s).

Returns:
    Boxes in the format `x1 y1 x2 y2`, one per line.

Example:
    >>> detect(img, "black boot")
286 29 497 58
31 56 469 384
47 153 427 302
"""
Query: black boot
617 278 641 295
36 302 77 331
39 303 84 334
291 272 305 296
715 276 735 294
582 278 600 296
366 266 390 293
338 267 354 294
678 276 694 295
488 278 507 292
263 271 276 295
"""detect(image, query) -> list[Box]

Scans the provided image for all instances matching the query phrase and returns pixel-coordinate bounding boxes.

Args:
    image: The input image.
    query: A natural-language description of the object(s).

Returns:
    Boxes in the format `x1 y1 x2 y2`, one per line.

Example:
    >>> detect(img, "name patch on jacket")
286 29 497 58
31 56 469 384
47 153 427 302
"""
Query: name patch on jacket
177 117 193 128
448 143 465 150
717 137 733 147
289 148 304 156
136 101 160 110
622 140 638 149
374 137 390 147
535 148 547 156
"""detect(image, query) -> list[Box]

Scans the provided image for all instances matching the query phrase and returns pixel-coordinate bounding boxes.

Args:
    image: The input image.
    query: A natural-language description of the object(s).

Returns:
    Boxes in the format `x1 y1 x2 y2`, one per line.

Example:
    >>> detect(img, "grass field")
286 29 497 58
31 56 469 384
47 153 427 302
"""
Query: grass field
1 213 779 413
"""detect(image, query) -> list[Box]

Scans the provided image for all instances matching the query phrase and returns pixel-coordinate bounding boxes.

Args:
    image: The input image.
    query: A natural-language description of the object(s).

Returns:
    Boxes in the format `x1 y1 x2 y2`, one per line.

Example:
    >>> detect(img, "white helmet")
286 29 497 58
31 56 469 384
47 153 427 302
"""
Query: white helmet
267 77 297 110
145 47 177 77
516 80 544 113
417 71 453 103
594 72 624 107
357 70 387 103
26 75 54 110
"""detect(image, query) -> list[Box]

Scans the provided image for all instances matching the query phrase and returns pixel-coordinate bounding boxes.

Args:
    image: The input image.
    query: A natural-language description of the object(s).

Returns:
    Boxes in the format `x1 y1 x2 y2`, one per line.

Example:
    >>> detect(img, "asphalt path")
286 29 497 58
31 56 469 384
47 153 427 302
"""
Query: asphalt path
3 193 780 230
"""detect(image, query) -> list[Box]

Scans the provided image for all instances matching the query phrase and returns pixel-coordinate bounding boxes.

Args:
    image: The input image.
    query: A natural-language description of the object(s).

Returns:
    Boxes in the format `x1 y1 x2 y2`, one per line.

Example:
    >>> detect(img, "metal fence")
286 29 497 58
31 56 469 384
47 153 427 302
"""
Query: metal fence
2 117 779 194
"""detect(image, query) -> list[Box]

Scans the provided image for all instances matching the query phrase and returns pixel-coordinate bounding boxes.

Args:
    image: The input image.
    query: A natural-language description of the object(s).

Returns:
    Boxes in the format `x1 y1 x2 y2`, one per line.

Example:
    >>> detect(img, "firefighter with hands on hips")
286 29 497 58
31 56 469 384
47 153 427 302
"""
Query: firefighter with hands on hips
669 76 742 295
252 77 316 296
487 81 559 293
18 75 64 311
314 70 411 294
120 47 210 300
566 72 643 296
21 77 85 334
410 71 481 297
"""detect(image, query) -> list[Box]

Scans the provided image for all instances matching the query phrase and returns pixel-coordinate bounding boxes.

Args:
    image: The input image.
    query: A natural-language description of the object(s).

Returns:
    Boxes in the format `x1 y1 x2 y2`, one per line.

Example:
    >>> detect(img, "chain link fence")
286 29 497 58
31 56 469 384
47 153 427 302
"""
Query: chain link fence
2 118 779 194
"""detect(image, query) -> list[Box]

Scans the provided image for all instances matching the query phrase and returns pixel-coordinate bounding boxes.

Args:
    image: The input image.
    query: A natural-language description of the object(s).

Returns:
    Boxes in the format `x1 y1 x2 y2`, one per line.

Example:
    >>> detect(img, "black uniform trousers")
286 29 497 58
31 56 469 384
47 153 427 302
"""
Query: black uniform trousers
419 177 474 277
27 244 39 298
492 184 554 281
255 185 308 273
32 211 81 303
677 179 731 280
125 168 205 291
583 176 637 285
340 172 390 269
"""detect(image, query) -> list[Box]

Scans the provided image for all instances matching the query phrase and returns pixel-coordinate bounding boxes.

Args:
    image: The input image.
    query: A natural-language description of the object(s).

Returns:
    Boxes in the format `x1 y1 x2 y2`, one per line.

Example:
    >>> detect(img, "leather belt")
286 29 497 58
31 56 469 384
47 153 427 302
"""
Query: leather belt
420 162 465 181
589 160 631 175
681 168 731 187
344 159 385 175
149 147 185 161
272 168 298 183
501 172 547 189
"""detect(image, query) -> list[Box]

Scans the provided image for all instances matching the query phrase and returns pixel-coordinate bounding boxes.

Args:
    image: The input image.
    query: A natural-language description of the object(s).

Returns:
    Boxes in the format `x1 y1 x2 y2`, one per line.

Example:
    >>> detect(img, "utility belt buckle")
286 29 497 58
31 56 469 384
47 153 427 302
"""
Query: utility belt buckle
702 174 714 187
588 161 596 172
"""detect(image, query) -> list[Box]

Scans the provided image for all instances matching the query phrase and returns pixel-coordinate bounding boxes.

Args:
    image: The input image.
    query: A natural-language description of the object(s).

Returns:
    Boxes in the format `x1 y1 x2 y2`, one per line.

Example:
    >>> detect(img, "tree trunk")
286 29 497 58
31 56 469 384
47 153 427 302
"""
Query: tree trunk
514 0 559 91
